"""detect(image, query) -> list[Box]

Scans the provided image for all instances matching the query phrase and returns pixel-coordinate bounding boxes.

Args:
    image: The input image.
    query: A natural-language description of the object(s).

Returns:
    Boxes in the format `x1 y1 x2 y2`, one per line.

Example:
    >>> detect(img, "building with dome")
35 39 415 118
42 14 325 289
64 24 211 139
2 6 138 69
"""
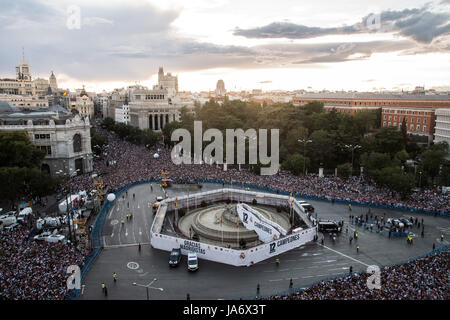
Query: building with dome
0 101 93 176
70 87 95 119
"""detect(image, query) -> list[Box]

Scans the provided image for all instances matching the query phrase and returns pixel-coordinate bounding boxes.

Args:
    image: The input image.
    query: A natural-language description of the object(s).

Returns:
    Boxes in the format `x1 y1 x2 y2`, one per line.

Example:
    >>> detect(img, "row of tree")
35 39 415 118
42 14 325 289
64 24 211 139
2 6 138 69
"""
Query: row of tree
101 117 160 148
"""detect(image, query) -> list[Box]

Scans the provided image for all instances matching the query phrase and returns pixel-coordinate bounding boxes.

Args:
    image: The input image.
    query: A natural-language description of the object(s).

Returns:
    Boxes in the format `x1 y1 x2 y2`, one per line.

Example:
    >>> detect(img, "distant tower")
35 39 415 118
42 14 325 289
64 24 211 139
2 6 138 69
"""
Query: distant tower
216 80 226 97
80 85 88 97
158 67 164 84
49 71 58 90
16 60 31 81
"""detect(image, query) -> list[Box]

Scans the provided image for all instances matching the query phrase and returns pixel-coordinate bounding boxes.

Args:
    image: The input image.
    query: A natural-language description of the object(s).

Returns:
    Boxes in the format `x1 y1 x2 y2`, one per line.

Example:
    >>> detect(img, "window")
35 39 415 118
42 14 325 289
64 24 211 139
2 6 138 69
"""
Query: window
416 125 420 131
39 146 51 155
423 119 427 124
417 118 421 123
423 126 426 132
73 134 82 153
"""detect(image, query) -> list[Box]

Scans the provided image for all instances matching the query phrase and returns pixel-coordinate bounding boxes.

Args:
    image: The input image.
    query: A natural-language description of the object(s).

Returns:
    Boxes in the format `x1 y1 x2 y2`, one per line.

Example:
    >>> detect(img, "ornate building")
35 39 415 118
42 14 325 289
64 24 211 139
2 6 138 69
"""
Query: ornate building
158 67 178 97
0 102 93 176
70 87 94 119
128 86 179 131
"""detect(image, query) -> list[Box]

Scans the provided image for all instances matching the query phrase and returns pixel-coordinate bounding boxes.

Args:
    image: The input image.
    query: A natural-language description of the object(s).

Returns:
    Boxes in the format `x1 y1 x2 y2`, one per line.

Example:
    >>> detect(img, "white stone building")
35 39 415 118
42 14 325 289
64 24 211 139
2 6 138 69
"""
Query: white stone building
115 104 130 124
434 108 450 154
0 94 49 108
0 102 93 176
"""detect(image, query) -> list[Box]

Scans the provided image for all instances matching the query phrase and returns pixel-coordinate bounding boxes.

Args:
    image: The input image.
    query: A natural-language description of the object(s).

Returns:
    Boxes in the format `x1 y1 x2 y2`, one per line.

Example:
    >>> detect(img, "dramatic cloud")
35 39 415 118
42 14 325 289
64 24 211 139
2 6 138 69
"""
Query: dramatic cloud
233 5 450 44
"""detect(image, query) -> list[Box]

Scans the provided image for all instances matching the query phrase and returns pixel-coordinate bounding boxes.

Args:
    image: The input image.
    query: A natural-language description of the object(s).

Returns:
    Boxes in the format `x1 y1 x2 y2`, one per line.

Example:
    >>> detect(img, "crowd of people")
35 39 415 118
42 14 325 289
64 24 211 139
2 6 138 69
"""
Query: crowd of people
65 126 449 215
264 248 449 300
0 224 89 300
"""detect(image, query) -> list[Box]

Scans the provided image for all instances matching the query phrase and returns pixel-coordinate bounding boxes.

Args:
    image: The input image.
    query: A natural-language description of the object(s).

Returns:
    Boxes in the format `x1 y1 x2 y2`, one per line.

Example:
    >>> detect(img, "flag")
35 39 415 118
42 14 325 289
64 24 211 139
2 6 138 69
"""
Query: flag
236 217 239 228
220 216 223 225
174 197 178 208
289 192 292 202
63 91 67 96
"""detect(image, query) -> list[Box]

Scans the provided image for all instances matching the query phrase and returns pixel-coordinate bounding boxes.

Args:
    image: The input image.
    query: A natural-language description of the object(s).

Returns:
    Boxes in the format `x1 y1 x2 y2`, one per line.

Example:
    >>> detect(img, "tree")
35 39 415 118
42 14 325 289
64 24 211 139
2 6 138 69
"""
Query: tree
0 131 45 168
377 167 415 199
421 147 446 182
101 117 115 130
395 149 409 164
281 153 310 175
162 121 183 146
374 127 405 155
337 163 352 179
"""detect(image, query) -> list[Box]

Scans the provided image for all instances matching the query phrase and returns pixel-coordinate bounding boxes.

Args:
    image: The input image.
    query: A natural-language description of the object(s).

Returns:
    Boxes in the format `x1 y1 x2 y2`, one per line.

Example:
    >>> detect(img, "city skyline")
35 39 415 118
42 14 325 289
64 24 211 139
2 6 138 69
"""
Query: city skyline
1 0 449 93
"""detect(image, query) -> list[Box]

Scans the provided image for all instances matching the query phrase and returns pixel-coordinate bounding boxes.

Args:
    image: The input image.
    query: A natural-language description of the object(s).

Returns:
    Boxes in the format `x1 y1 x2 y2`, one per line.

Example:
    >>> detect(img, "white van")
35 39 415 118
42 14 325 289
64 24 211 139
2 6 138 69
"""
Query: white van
0 214 17 227
187 253 198 271
17 207 33 222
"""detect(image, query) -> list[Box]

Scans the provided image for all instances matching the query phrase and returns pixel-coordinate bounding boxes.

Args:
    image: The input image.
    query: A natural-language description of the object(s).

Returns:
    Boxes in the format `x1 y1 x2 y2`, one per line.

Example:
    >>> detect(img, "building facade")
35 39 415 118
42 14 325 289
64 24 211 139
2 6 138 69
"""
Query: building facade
158 67 178 97
128 87 179 131
115 104 130 124
434 108 450 149
0 102 93 176
294 93 450 143
0 94 49 108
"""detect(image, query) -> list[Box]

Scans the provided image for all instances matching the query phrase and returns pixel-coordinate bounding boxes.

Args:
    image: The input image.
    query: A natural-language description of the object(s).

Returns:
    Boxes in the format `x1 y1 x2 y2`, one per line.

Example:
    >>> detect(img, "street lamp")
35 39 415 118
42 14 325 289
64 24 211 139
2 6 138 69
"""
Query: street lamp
298 139 312 175
132 279 164 300
419 171 423 188
344 144 361 178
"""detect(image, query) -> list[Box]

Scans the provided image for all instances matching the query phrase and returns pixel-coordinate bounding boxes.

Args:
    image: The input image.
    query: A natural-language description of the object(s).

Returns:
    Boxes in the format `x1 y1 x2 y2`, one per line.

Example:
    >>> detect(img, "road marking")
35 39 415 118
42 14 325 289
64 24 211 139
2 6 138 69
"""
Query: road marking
328 267 349 271
268 279 283 282
125 229 128 236
302 275 314 279
318 243 371 267
111 232 114 238
127 262 139 270
81 285 85 295
312 259 337 264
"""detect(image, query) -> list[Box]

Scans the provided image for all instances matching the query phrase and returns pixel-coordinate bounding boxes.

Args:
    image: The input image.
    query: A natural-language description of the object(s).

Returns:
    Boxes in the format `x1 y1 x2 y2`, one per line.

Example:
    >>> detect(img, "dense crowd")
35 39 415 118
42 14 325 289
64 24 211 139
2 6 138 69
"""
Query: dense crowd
264 248 450 300
65 127 449 215
0 225 89 300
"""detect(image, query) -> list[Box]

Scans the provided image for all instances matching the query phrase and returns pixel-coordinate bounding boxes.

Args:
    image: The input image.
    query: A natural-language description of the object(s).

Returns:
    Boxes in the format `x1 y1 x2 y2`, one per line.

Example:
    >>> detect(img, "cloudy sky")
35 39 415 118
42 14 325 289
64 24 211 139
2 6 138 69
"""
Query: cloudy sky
1 0 449 92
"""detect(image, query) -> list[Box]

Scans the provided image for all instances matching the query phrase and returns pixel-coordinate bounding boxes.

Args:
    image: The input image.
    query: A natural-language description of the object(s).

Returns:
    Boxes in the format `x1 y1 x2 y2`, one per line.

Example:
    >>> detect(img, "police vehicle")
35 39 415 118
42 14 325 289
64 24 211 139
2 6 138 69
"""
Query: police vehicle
318 220 341 233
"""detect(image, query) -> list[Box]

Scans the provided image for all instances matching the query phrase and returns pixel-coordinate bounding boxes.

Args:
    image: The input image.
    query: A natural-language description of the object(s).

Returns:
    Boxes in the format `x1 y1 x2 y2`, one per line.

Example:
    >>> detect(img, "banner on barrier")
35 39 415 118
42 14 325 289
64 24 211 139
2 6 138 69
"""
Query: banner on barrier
236 203 285 243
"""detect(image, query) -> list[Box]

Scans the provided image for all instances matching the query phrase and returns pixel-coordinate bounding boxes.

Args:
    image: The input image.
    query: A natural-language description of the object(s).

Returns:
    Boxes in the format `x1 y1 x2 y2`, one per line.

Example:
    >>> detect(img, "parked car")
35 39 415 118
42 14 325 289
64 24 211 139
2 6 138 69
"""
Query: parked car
34 231 52 242
169 248 182 267
187 253 198 271
399 218 413 228
45 234 66 243
0 214 17 227
387 218 404 228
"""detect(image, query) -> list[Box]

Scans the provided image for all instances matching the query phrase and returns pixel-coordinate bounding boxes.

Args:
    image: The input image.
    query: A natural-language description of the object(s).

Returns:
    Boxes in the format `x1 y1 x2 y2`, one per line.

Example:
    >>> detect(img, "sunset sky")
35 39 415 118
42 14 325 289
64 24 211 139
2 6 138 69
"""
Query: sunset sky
1 0 449 92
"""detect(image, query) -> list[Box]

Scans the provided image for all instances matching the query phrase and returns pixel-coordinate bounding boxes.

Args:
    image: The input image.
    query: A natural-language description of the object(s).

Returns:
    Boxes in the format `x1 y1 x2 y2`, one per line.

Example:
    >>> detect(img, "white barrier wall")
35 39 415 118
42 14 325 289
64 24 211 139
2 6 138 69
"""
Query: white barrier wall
151 227 316 267
150 188 318 267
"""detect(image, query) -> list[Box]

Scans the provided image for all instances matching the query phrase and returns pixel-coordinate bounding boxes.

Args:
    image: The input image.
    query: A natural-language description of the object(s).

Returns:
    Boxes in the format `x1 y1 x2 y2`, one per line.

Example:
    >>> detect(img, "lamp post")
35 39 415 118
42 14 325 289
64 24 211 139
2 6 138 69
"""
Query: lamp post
419 171 423 189
132 279 164 300
298 139 312 175
344 144 361 178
